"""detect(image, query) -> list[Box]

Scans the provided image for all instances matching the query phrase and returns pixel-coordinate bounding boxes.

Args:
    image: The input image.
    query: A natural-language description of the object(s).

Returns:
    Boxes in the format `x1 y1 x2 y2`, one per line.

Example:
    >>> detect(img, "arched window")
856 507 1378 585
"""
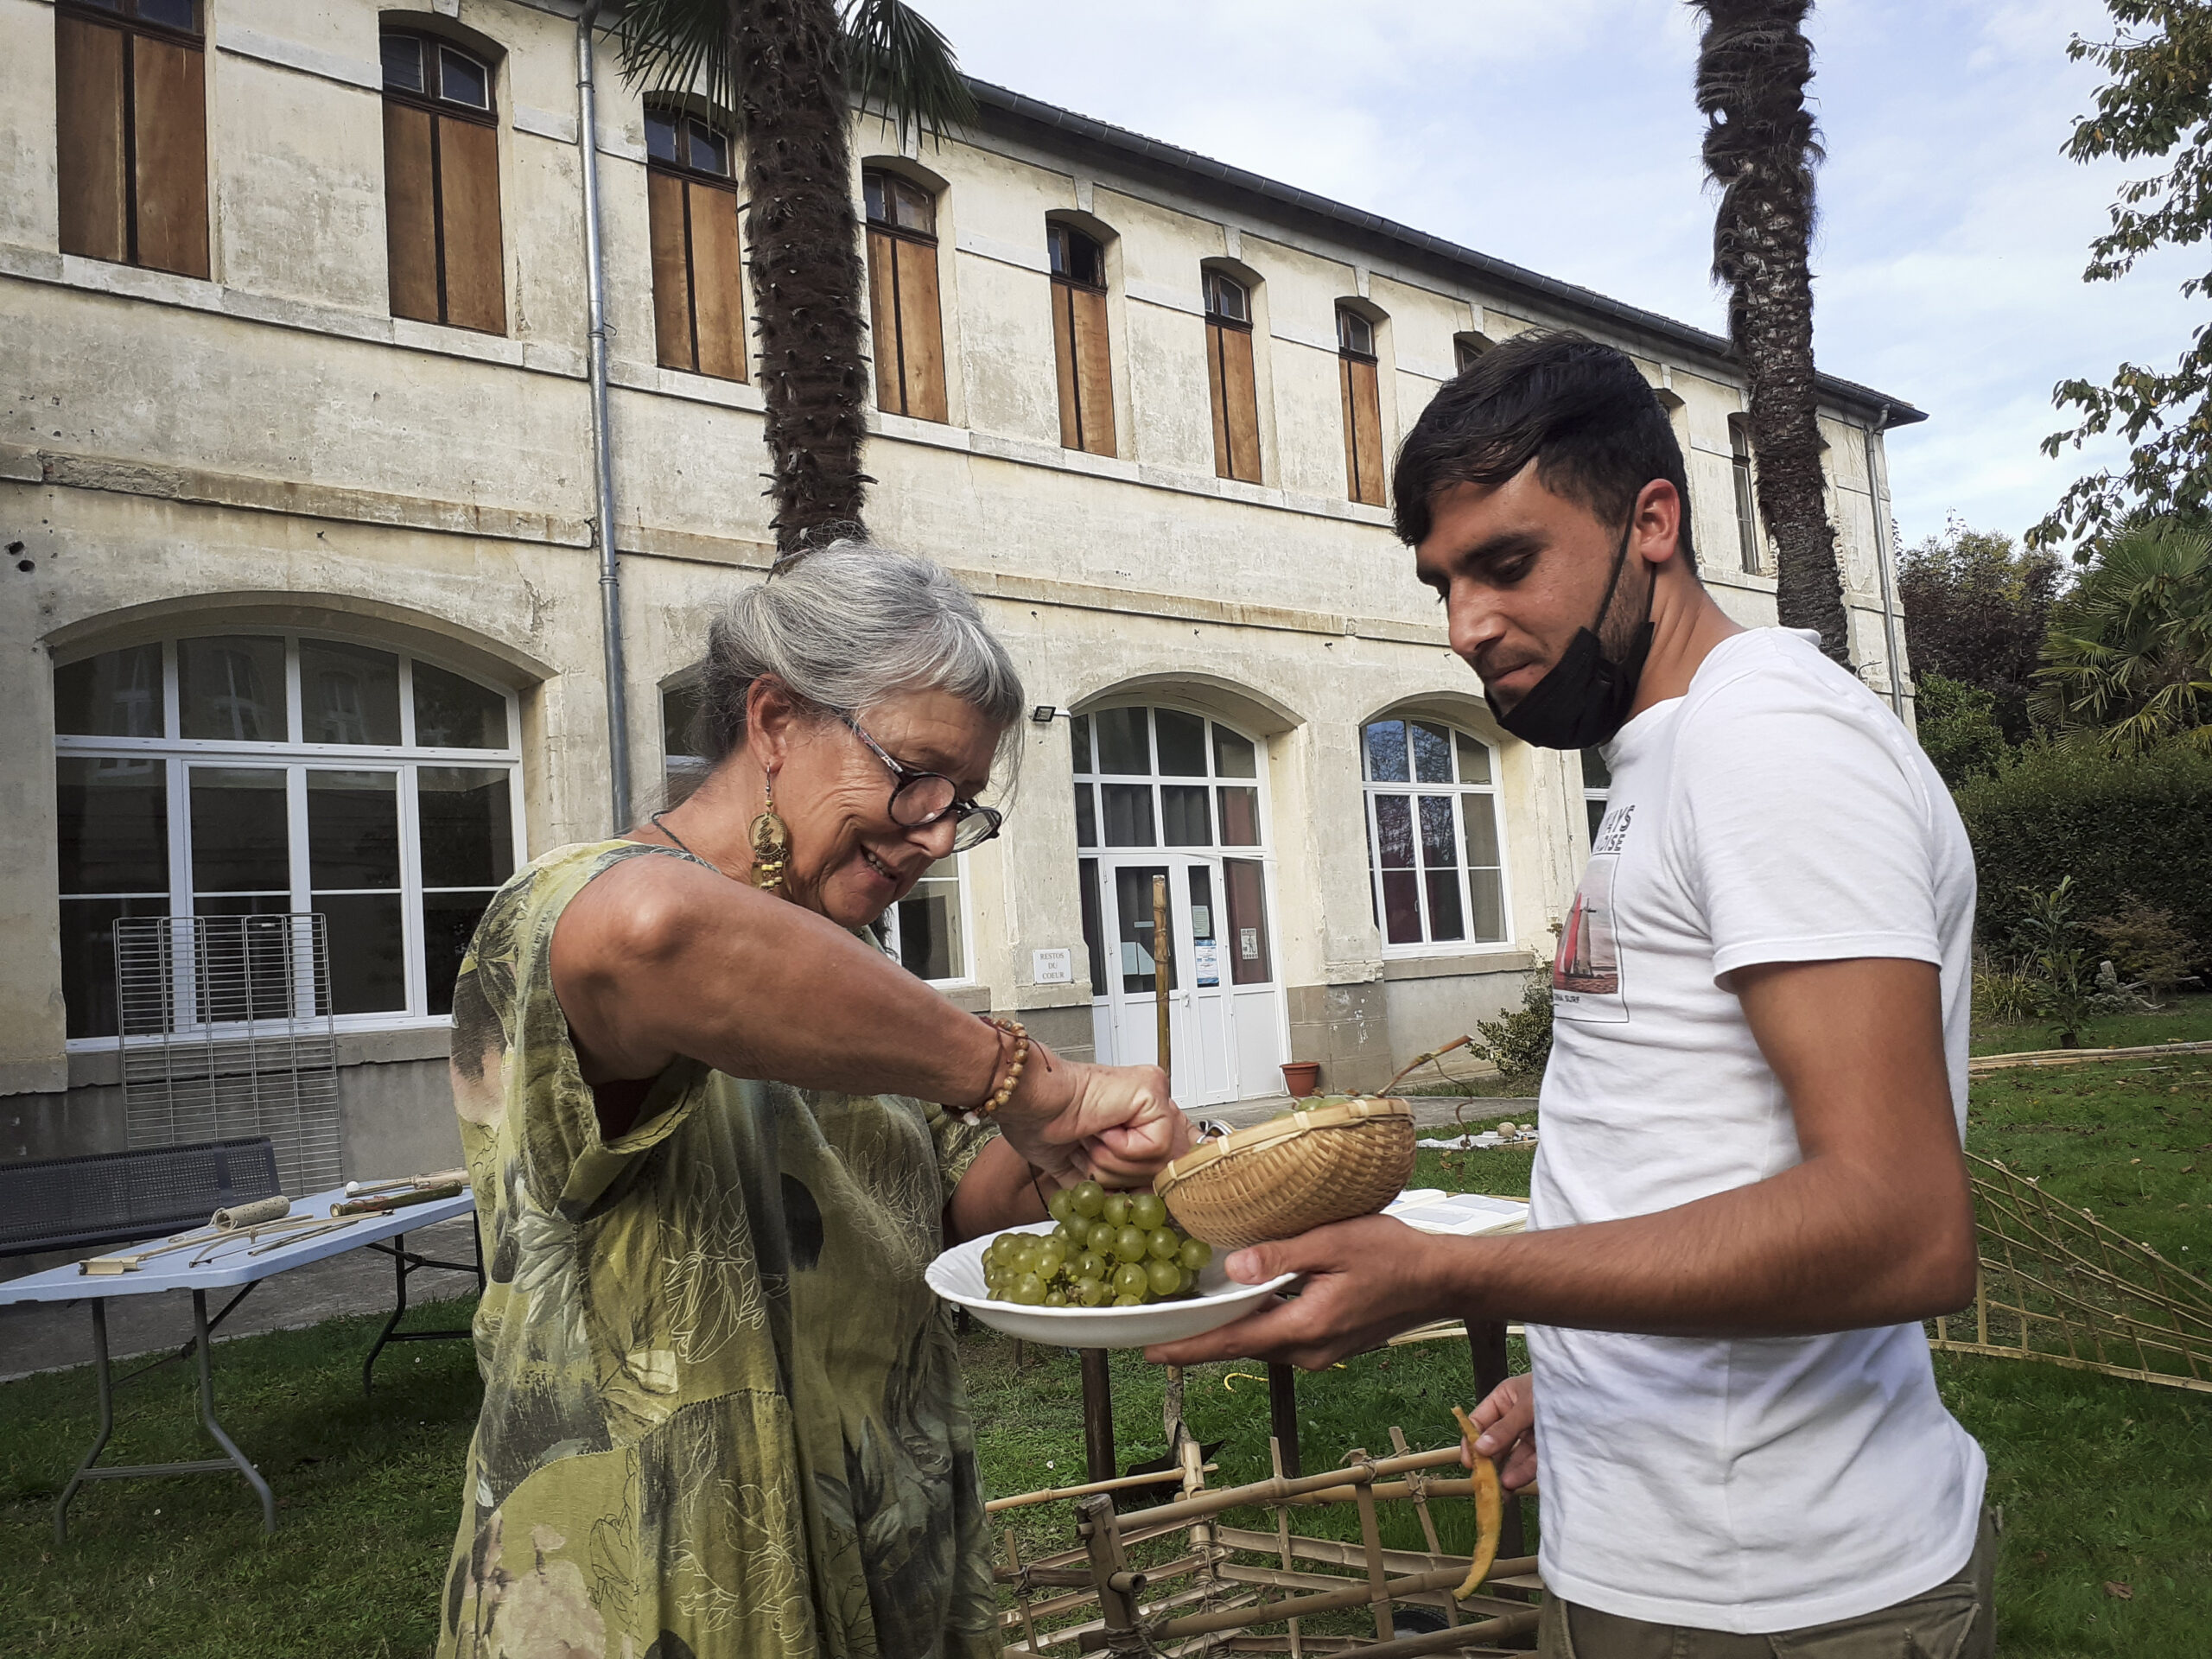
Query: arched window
54 0 209 278
1047 220 1115 456
53 632 522 1037
1203 269 1262 482
645 104 747 380
1338 304 1385 506
1360 715 1507 948
863 168 948 421
1729 413 1763 575
1071 705 1272 993
1454 332 1493 375
380 27 504 334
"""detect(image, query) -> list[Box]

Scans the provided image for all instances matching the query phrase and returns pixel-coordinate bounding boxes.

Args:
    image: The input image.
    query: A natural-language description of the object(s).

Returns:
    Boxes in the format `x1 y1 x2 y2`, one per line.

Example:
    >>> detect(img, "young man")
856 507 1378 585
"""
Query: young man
1152 333 1993 1656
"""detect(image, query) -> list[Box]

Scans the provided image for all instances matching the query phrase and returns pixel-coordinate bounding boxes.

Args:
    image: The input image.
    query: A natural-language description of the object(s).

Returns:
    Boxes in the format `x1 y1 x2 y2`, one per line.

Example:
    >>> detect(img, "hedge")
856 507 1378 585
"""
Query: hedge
1954 740 2212 964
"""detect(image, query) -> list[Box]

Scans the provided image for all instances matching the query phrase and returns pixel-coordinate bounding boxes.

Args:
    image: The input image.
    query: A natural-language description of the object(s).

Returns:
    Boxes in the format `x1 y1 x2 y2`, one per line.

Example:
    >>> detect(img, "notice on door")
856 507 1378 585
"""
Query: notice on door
1194 939 1220 988
1239 927 1261 962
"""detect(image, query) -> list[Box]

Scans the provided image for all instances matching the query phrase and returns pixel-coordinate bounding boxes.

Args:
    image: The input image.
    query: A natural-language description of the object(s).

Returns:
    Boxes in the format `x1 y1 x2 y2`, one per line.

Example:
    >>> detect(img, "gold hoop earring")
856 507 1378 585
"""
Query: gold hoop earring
749 773 791 893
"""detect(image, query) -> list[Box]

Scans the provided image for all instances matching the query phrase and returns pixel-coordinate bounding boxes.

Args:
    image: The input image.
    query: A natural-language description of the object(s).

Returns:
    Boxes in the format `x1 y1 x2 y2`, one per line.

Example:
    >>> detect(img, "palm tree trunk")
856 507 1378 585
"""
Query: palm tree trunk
732 0 872 555
1692 0 1850 665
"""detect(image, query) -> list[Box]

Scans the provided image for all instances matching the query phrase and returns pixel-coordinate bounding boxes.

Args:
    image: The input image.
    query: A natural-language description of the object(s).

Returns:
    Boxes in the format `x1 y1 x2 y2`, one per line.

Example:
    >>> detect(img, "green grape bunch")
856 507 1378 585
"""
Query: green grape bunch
978 1181 1215 1307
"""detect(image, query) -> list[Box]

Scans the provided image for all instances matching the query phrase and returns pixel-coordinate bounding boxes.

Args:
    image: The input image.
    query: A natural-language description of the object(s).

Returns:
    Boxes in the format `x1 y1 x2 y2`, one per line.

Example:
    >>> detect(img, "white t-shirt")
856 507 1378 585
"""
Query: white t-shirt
1526 627 1986 1632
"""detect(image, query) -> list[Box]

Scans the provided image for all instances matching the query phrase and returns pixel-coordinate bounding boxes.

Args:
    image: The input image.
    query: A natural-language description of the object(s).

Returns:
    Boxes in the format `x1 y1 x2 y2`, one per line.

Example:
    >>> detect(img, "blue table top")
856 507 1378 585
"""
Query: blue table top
0 1187 476 1306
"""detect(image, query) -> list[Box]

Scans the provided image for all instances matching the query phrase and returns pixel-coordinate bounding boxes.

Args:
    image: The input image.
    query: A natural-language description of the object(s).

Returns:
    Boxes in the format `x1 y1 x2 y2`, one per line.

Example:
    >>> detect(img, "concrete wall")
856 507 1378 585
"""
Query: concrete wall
0 0 1920 1177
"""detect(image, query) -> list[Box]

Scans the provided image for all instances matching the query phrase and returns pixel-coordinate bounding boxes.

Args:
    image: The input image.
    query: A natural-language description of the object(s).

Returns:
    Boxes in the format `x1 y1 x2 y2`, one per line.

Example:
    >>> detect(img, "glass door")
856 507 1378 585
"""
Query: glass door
1072 705 1290 1106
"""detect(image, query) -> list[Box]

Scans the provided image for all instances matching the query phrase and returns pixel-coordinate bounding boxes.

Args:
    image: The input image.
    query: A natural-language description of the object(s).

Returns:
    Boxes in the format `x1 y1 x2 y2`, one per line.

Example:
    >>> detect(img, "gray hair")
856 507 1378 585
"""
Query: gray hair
686 543 1026 781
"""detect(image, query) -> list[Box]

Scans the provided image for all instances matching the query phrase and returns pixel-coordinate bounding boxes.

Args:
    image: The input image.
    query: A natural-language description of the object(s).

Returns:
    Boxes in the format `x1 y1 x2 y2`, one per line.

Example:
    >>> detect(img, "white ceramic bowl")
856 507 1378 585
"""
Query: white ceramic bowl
927 1220 1299 1348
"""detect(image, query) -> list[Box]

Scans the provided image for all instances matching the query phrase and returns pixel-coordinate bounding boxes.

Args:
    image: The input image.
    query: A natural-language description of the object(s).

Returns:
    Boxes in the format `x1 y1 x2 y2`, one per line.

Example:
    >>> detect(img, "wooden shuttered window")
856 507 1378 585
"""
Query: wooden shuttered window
1338 308 1385 506
1048 224 1114 455
863 170 948 423
55 3 209 279
645 110 747 381
1204 270 1262 483
380 33 505 335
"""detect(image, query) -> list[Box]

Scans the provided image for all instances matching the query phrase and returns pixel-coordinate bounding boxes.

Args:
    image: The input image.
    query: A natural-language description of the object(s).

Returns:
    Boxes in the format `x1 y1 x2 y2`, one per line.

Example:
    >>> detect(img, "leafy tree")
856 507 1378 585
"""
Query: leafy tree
1689 1 1850 664
1914 674 2011 786
2088 896 2199 998
2034 3 2212 549
1896 520 2063 741
2004 876 2148 1047
614 0 973 556
2033 516 2212 750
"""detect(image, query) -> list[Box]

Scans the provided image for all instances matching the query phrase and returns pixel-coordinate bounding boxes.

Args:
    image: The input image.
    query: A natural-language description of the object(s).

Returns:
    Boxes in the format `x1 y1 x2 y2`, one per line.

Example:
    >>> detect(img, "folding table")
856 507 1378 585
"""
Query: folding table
0 1185 480 1540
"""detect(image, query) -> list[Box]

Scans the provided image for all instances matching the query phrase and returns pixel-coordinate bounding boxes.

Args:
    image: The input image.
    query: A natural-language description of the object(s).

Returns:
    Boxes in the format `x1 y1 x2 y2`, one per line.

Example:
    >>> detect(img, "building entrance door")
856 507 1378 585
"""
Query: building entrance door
1070 705 1287 1108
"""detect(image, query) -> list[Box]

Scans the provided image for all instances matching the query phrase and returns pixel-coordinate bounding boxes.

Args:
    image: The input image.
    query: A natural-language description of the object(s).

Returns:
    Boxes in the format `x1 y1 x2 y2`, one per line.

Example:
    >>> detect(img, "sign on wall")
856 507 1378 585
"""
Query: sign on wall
1032 947 1074 985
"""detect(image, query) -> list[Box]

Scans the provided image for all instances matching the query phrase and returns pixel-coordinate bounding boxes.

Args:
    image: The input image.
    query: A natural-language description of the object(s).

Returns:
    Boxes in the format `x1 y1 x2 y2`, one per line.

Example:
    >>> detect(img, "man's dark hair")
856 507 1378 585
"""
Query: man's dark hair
1392 330 1696 569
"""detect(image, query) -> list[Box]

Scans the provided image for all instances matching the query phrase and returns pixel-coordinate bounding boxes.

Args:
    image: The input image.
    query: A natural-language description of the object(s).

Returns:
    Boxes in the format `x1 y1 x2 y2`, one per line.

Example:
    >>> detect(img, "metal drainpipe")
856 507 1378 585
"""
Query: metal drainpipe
1863 404 1907 718
577 2 632 831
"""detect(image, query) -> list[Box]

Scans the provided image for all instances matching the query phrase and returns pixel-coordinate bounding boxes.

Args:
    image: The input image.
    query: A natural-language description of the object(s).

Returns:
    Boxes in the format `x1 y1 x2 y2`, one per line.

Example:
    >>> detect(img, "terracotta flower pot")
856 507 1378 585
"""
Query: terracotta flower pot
1279 1060 1322 1098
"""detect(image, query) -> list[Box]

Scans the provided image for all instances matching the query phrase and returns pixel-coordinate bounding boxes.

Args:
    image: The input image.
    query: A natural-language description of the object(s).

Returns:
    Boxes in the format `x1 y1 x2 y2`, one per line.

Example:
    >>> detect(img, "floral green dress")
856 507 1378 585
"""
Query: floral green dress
436 839 1003 1659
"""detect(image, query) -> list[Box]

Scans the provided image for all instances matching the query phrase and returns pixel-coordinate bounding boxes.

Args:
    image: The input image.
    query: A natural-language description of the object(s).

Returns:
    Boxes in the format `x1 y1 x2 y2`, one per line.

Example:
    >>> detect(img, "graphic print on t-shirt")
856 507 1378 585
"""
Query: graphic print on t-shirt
1554 803 1630 1023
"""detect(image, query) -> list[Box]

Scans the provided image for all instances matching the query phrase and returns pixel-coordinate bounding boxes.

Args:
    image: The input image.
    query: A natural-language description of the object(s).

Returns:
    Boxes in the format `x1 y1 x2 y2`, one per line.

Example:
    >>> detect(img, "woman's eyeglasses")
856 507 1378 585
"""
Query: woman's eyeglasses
839 714 1004 851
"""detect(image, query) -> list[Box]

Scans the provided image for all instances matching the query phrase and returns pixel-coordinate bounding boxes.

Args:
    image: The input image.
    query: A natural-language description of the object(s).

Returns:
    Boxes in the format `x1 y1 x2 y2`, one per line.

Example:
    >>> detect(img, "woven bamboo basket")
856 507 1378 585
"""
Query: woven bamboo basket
1152 1096 1416 1249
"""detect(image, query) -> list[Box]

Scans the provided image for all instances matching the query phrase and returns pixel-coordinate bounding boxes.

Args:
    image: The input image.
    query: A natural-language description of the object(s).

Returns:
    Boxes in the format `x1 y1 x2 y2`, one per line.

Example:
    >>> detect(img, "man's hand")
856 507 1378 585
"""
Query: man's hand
1144 1215 1448 1369
1464 1372 1537 1492
998 1055 1194 1187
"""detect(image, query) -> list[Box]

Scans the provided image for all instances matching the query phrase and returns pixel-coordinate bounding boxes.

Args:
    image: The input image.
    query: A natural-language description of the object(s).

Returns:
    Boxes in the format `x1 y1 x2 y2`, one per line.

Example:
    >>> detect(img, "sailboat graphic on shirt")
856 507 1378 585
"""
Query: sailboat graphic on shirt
1554 804 1630 1021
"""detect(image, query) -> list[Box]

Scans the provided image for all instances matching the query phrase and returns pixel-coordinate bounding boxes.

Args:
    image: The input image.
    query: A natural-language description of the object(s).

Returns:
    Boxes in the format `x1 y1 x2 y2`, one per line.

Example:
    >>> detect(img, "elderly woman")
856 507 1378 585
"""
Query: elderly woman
438 547 1185 1659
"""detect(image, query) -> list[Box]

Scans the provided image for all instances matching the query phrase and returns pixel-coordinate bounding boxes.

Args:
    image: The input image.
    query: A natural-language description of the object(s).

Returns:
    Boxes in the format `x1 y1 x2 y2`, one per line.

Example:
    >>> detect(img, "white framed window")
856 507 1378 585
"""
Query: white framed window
654 679 970 985
1580 747 1611 845
1360 715 1508 950
54 632 524 1040
880 855 970 984
1070 705 1268 855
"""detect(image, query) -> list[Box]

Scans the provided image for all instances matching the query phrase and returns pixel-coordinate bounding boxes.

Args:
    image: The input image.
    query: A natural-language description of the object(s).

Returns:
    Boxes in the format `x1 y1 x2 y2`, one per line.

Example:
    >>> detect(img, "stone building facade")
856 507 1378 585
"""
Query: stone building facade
0 0 1923 1185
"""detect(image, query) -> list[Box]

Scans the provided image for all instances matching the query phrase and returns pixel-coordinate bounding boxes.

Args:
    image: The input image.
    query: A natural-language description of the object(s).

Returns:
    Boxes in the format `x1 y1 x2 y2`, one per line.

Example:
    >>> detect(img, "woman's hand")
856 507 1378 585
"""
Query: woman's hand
1464 1371 1538 1492
995 1052 1194 1187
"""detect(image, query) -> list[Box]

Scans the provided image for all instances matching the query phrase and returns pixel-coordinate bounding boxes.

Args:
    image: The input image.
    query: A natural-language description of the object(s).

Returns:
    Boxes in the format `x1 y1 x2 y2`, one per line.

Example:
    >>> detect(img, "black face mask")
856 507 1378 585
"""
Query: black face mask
1483 519 1654 752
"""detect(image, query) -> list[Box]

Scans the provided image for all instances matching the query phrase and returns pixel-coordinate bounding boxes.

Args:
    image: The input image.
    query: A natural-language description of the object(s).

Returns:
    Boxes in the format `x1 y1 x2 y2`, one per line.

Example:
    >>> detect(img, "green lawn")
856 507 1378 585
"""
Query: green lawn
1971 988 2212 1057
5 1046 2211 1656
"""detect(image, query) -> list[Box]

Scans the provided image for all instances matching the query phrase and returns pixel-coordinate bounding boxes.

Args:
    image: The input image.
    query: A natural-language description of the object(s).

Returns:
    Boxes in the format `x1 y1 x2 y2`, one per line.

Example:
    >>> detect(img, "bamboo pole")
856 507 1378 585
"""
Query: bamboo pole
1004 1532 1040 1654
985 1464 1213 1513
1270 1437 1303 1659
1348 1449 1393 1642
1107 1444 1465 1534
1080 1562 1525 1649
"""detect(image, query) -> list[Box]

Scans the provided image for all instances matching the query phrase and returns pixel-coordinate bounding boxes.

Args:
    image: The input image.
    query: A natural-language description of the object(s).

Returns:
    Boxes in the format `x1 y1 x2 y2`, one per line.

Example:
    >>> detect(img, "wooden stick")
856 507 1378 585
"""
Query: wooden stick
79 1227 226 1274
330 1183 464 1217
1004 1531 1040 1655
1270 1436 1303 1659
247 1219 354 1255
1178 1433 1215 1583
1081 1564 1472 1649
1153 874 1173 1077
985 1464 1213 1512
1077 1494 1144 1657
1347 1449 1394 1642
346 1167 467 1196
1392 1425 1457 1629
1104 1443 1465 1533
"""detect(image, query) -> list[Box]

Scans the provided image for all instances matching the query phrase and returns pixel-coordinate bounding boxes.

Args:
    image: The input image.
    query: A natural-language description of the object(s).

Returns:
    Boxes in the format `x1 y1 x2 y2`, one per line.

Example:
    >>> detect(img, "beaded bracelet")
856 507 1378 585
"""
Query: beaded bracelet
957 1015 1030 1125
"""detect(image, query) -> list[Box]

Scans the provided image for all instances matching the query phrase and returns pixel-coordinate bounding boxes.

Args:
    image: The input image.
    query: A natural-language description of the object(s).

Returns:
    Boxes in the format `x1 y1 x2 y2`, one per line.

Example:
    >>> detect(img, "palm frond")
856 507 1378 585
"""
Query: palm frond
613 0 741 117
840 0 976 147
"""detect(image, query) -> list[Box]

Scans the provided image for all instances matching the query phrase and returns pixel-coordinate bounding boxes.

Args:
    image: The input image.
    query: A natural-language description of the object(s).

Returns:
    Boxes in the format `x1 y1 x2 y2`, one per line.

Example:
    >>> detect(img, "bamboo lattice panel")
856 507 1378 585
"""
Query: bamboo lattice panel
1929 1153 2212 1395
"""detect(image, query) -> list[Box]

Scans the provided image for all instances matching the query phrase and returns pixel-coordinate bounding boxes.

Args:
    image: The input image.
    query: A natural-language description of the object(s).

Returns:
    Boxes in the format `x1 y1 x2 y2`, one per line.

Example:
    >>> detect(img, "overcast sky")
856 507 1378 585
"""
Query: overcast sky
922 0 2195 552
